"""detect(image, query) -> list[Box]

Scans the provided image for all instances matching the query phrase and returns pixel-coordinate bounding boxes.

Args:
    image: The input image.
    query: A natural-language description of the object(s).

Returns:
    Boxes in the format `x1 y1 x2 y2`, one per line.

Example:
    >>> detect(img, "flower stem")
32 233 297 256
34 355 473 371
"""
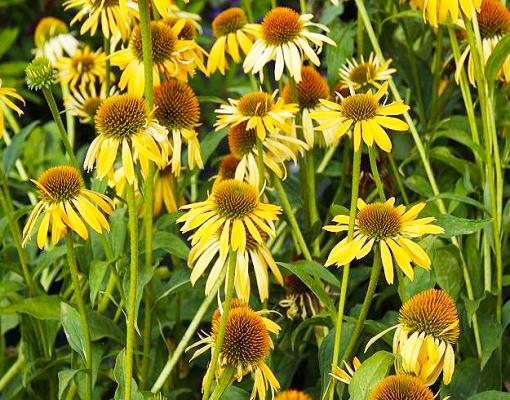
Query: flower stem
202 249 237 400
327 148 361 400
65 234 93 400
342 245 382 362
0 353 24 392
138 0 154 108
41 87 78 168
150 264 228 393
125 183 139 400
368 146 386 201
104 36 111 94
60 83 75 147
256 136 266 190
317 144 338 174
209 365 236 400
387 153 408 205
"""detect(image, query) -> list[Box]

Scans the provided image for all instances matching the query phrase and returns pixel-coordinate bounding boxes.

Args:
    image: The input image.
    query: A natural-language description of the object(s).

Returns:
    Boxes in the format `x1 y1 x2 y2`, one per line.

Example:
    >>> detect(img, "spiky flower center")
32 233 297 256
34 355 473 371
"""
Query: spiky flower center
212 8 248 37
283 67 329 109
162 17 197 40
348 63 377 85
262 7 303 45
82 96 102 119
477 0 510 39
95 94 148 139
130 21 176 63
37 166 83 203
357 203 402 240
399 289 460 344
154 79 200 130
228 122 257 157
238 92 274 117
340 94 379 122
213 179 258 219
275 390 313 400
70 52 95 72
219 154 241 180
212 300 270 367
34 17 68 48
370 375 434 400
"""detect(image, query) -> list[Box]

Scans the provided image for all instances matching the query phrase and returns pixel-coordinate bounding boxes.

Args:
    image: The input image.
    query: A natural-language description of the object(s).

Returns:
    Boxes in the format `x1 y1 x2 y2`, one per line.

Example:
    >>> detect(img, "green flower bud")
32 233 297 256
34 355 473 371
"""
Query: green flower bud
25 57 55 91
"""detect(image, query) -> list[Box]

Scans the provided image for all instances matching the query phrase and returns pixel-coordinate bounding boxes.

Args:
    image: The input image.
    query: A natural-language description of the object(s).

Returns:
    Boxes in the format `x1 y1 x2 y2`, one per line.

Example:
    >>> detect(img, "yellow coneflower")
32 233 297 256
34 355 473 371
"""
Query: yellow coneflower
330 357 361 385
207 8 257 75
421 0 481 27
243 7 335 82
282 66 331 148
310 82 409 152
22 166 113 249
324 198 444 284
392 289 460 385
64 0 133 39
215 91 298 140
370 375 434 400
177 179 281 255
189 300 280 400
33 17 79 63
228 121 307 185
279 274 321 320
153 164 179 216
154 79 203 177
111 20 204 96
0 79 24 137
338 52 396 90
65 84 118 124
456 0 510 85
84 94 170 184
56 46 110 90
275 390 312 400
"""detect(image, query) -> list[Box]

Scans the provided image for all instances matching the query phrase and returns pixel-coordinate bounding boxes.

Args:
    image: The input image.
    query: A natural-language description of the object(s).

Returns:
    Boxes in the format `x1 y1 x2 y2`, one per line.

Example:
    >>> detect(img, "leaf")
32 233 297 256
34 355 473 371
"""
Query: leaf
435 214 491 238
427 193 489 213
58 369 79 400
325 22 355 85
443 358 481 399
152 231 189 260
486 34 510 91
61 303 86 361
154 267 191 305
110 208 127 259
0 28 19 58
430 244 463 299
469 392 510 400
329 204 349 217
0 295 61 320
113 349 144 400
432 129 486 161
349 351 394 400
201 129 227 165
283 260 340 287
89 260 110 307
88 309 124 343
2 121 39 174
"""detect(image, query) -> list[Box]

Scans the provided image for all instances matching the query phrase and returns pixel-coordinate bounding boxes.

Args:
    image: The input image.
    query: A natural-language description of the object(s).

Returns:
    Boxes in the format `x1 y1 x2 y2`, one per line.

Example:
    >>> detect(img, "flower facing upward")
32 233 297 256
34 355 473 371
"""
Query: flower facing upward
275 390 312 400
0 79 24 137
421 0 481 27
189 300 280 400
243 7 335 82
370 375 434 400
207 8 258 75
338 53 396 90
154 79 203 177
56 46 110 90
394 289 460 385
84 94 170 184
22 166 113 248
279 274 321 320
215 91 298 140
33 17 79 63
324 198 444 284
310 82 409 152
65 84 118 124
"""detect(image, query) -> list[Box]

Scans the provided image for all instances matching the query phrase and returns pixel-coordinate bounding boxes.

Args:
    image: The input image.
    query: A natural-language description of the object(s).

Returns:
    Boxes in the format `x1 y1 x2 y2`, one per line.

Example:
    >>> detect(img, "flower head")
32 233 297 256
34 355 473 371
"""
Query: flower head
26 57 56 91
310 82 409 152
421 0 481 27
56 46 110 90
370 375 434 400
0 79 24 136
65 84 118 124
22 166 113 248
243 7 335 82
279 274 321 320
84 94 170 184
324 198 444 284
275 390 312 400
33 17 79 63
338 52 396 90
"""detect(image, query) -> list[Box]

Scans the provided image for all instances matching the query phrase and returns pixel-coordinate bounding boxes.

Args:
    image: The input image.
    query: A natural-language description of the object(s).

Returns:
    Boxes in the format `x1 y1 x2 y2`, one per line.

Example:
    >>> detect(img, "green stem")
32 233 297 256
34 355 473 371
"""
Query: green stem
41 88 78 168
202 249 236 400
342 246 382 361
305 150 321 257
104 36 111 94
368 147 386 201
299 0 307 13
65 235 92 400
256 137 266 190
125 183 139 400
387 153 408 205
241 0 254 22
0 353 24 392
209 365 236 400
97 234 125 314
317 144 338 174
61 83 75 147
138 0 154 108
327 148 361 400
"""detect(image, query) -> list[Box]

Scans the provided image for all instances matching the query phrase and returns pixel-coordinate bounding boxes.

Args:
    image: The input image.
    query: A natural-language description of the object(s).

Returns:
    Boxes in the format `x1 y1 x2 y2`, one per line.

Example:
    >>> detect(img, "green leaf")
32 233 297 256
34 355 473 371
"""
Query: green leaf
2 121 39 174
89 260 110 307
201 129 227 165
154 267 191 305
110 208 127 258
435 214 491 238
113 349 144 400
61 303 86 361
87 309 124 343
152 231 189 260
432 129 486 161
486 34 510 91
443 358 481 399
283 260 340 287
330 204 349 217
349 351 394 400
58 369 79 400
427 193 489 213
430 244 463 299
326 22 355 85
0 295 61 320
0 28 19 58
469 392 510 400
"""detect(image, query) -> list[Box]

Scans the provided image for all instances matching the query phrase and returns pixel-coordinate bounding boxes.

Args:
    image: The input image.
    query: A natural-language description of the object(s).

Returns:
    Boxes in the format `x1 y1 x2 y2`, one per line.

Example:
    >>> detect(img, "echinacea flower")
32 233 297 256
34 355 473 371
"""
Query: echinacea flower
22 166 113 248
421 0 481 27
338 52 396 90
228 121 307 185
84 94 170 184
177 179 281 254
370 375 434 400
275 390 312 400
207 8 257 75
189 300 281 400
215 91 298 140
282 66 331 147
56 46 110 90
65 84 118 124
279 274 321 320
310 82 409 152
243 7 335 82
33 17 79 63
154 79 203 177
64 0 133 39
330 357 361 385
324 198 444 284
0 79 24 136
456 0 510 85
